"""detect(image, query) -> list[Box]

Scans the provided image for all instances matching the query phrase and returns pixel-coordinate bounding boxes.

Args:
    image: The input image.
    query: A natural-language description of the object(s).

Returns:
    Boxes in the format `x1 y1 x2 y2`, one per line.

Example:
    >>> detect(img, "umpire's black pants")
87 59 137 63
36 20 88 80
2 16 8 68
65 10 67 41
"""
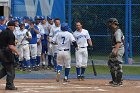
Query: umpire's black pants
0 62 15 88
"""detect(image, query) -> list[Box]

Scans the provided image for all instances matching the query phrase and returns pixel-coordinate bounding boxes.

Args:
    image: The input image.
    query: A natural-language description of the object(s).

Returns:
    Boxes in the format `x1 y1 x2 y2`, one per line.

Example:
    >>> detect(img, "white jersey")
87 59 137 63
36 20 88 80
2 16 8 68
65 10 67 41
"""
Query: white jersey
41 22 54 36
16 29 32 45
49 25 61 37
36 23 45 39
13 26 20 39
73 29 91 47
52 31 75 50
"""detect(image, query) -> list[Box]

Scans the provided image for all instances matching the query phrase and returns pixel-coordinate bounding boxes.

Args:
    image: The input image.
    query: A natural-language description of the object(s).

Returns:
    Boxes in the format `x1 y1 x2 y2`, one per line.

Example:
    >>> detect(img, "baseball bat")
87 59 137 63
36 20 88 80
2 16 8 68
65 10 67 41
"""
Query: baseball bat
91 60 97 76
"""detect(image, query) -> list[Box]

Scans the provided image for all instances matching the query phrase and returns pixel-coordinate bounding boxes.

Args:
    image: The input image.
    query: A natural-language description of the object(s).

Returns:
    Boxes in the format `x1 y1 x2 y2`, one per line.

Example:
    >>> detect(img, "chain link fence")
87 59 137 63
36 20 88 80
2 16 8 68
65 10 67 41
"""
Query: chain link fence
66 0 140 64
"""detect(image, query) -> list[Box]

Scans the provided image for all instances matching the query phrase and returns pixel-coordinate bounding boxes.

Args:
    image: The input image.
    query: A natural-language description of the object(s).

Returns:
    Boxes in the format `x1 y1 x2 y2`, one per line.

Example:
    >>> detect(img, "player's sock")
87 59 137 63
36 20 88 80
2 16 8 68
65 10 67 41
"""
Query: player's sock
31 58 36 67
23 59 27 68
65 68 70 79
36 56 41 66
48 55 52 66
81 67 86 76
26 60 31 68
53 53 57 70
76 67 81 76
19 61 23 68
57 65 62 72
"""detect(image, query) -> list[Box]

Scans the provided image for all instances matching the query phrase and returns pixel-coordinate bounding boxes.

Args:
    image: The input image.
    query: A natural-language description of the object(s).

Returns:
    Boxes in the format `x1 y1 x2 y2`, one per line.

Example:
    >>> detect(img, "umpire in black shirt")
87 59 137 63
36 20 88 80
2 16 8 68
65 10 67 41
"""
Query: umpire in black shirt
0 21 19 90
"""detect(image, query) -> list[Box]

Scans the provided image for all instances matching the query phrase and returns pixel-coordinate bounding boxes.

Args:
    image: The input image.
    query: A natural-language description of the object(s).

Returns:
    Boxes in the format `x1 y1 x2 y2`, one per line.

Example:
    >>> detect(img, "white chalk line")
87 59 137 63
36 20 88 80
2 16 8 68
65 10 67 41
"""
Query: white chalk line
1 82 109 93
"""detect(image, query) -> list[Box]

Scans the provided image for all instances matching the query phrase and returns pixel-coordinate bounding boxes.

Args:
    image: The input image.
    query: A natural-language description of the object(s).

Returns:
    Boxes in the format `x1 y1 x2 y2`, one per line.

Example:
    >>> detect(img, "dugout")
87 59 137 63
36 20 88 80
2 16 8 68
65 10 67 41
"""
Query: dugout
0 0 10 16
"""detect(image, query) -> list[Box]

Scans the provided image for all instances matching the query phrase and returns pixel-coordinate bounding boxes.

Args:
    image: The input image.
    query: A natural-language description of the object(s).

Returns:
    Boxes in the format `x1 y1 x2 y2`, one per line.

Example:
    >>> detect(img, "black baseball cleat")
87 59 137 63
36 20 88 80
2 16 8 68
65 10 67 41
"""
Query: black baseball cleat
109 81 114 85
81 76 85 81
111 82 123 87
5 87 17 90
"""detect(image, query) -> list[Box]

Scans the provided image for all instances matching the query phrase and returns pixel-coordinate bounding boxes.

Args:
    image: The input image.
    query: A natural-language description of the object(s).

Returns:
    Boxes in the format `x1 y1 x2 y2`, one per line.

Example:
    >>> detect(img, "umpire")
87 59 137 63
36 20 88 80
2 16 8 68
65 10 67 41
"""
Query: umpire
107 18 124 87
0 21 19 90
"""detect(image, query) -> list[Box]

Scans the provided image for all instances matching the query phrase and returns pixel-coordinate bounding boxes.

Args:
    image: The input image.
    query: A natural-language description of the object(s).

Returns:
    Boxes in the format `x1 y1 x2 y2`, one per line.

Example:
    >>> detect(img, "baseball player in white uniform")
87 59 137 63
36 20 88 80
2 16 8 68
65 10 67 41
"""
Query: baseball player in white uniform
52 23 78 82
73 21 92 80
46 16 54 69
49 18 61 71
16 22 32 71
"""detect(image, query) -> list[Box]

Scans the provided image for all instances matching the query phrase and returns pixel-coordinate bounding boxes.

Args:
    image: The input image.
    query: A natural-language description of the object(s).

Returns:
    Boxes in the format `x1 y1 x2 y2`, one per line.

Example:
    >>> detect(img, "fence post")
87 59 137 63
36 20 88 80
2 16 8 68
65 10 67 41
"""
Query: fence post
125 0 129 64
68 0 72 28
128 0 133 64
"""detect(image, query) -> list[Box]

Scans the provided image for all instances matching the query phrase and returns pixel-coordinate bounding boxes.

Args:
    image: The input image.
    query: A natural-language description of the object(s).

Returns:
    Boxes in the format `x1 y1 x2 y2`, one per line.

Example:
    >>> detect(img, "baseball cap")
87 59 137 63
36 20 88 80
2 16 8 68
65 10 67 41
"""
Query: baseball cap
41 16 45 20
7 21 15 26
47 16 52 20
24 16 29 20
34 16 41 20
0 16 5 21
9 14 13 18
108 18 119 25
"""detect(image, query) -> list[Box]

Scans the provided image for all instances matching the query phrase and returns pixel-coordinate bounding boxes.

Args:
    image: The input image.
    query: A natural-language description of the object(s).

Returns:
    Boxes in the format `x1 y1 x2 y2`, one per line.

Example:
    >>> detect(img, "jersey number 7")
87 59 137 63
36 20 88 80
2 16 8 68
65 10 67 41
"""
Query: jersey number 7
61 37 65 44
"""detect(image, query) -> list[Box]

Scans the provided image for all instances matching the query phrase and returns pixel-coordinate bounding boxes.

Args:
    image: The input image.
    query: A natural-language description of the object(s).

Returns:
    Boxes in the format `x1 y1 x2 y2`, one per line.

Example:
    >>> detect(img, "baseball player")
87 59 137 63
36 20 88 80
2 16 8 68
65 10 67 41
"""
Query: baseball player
27 19 39 70
73 21 92 81
46 16 54 69
34 16 45 69
52 23 78 82
107 18 124 87
16 22 32 71
0 16 7 32
23 16 30 27
49 18 61 71
40 16 49 67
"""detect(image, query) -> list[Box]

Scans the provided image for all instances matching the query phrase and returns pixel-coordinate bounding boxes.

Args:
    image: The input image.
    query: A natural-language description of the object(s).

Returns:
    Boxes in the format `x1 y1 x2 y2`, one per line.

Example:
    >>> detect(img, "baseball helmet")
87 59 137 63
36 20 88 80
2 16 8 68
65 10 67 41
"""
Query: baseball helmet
107 18 119 26
61 23 69 31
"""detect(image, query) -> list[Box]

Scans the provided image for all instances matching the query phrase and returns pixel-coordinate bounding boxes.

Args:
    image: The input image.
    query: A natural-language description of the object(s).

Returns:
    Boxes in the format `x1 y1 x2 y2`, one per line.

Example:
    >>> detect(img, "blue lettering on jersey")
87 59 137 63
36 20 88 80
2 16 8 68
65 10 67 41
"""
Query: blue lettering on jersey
76 35 86 40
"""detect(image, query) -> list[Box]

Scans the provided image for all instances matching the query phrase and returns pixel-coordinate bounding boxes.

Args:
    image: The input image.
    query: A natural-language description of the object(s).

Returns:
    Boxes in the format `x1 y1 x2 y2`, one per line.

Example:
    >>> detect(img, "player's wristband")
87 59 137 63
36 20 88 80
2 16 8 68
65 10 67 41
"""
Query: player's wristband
72 41 78 48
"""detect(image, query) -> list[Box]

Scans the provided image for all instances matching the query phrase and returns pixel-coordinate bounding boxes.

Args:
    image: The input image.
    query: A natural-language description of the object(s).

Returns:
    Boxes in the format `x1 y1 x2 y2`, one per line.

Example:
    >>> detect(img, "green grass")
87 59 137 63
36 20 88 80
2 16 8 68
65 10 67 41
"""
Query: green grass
69 65 140 75
15 70 28 74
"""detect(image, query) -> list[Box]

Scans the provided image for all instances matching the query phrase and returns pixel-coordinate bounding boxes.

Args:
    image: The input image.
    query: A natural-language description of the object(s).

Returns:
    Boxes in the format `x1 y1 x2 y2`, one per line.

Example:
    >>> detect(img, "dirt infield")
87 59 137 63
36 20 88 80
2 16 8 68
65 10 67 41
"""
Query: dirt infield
0 79 140 93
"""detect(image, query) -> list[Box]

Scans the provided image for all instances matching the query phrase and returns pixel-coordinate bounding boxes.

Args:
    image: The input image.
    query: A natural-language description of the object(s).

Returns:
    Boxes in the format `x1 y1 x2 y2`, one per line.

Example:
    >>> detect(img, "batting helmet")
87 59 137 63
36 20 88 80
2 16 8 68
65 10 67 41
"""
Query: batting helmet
61 23 69 31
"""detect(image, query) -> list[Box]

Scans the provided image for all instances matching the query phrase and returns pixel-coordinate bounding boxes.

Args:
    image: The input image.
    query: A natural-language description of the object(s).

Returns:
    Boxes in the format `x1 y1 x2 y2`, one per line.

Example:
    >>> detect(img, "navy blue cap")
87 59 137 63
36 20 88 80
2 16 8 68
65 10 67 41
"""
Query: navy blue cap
9 14 13 18
7 21 15 26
